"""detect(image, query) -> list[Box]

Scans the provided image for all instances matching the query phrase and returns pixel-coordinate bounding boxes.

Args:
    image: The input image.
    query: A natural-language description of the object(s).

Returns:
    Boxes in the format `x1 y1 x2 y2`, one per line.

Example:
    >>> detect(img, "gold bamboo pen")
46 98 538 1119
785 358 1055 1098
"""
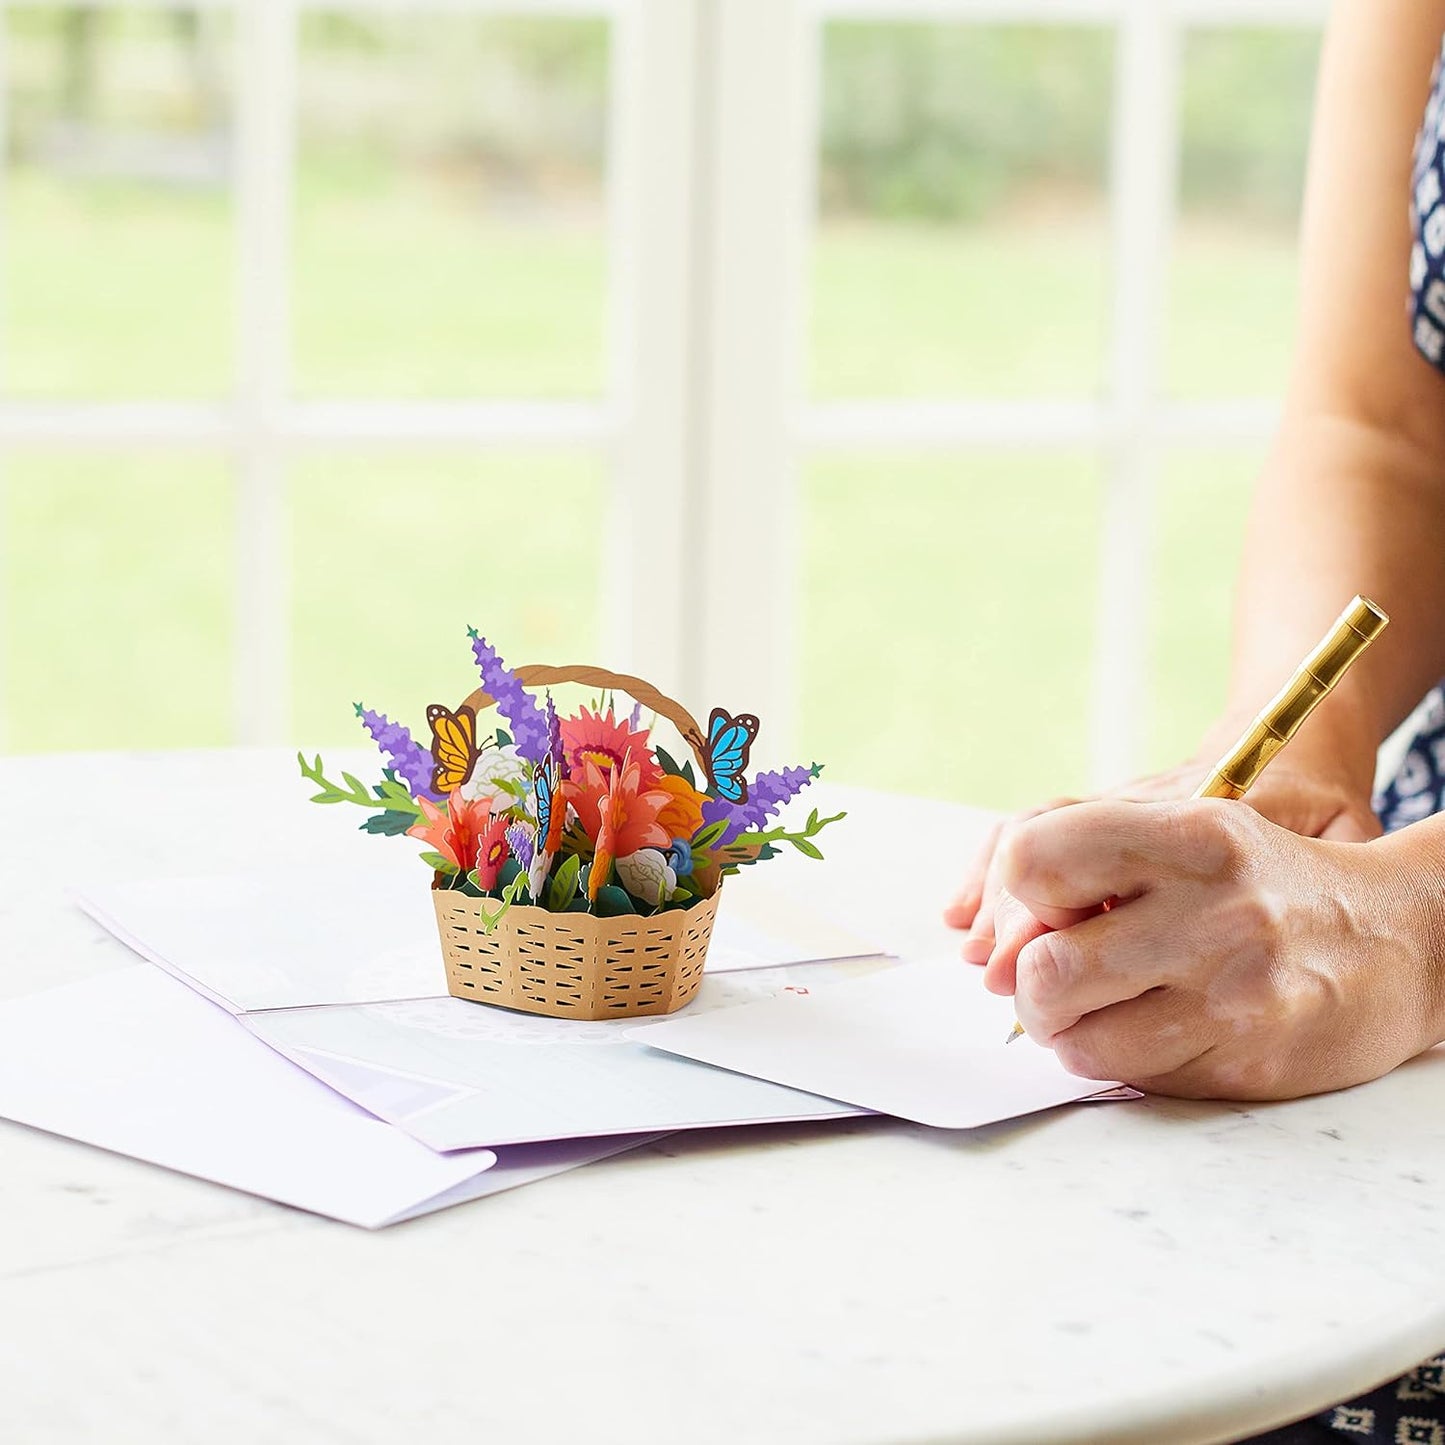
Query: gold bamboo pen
1006 594 1390 1044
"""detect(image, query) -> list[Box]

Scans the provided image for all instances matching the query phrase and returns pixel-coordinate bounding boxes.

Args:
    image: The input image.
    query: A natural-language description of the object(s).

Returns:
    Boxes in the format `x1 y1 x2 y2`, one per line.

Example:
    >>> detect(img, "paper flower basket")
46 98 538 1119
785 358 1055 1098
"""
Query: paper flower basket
433 665 730 1020
300 634 844 1023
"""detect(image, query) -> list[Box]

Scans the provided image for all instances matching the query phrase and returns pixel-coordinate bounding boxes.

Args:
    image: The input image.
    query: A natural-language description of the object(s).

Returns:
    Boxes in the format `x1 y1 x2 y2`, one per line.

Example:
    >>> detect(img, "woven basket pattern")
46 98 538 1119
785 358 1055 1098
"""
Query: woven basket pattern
433 886 720 1020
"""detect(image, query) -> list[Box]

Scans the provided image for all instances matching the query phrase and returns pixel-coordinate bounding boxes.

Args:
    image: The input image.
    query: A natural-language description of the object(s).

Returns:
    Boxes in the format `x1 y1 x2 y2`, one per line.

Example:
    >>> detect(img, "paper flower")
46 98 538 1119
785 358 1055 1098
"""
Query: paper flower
563 758 665 845
572 759 671 899
616 848 677 907
560 706 663 788
458 743 527 810
356 705 441 801
505 822 535 872
469 630 549 764
703 764 821 844
307 636 844 919
407 792 496 875
527 843 552 906
474 815 511 891
654 772 708 843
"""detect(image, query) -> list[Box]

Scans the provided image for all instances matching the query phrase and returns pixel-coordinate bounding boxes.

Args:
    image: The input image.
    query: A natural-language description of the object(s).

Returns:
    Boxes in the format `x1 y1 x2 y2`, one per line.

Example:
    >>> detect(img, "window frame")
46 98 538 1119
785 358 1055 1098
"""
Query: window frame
0 0 1330 791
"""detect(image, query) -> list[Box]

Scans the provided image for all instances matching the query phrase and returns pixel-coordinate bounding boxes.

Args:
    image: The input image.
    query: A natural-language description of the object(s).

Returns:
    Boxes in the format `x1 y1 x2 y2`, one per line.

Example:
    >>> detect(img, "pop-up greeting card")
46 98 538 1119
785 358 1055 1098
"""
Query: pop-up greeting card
299 631 843 1021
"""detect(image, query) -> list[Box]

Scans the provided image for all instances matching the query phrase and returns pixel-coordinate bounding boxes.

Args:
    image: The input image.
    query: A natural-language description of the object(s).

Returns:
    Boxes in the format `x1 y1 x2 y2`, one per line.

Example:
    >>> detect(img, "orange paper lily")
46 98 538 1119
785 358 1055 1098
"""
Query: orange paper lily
566 758 670 899
407 791 494 876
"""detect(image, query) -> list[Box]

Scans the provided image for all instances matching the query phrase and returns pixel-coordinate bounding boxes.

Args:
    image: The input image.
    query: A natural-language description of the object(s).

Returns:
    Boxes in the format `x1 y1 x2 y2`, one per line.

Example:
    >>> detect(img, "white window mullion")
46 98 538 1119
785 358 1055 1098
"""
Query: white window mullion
605 0 702 696
1089 0 1180 789
692 0 817 748
233 0 296 746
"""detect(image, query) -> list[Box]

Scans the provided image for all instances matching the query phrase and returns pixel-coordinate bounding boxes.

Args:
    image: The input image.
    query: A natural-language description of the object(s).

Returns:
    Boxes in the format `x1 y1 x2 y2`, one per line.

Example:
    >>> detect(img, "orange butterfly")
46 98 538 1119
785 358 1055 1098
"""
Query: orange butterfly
426 703 481 795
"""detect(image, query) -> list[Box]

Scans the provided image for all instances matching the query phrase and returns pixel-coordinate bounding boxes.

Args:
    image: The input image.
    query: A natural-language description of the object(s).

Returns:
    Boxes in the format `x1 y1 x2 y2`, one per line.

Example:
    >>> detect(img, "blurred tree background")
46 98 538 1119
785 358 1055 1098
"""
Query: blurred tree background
4 13 1316 222
0 8 1321 806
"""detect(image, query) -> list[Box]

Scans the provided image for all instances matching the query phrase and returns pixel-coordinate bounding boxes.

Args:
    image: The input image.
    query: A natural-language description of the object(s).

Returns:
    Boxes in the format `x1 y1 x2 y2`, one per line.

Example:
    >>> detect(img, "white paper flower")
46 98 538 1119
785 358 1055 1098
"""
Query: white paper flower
458 743 527 808
528 847 553 907
615 848 677 907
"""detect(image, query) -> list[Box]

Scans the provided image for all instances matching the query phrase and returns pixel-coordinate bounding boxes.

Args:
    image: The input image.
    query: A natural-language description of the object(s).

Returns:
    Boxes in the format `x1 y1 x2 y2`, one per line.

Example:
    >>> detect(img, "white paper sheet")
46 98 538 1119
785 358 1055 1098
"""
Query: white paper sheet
242 960 889 1151
630 956 1127 1130
0 968 654 1228
75 869 886 1012
74 869 439 1012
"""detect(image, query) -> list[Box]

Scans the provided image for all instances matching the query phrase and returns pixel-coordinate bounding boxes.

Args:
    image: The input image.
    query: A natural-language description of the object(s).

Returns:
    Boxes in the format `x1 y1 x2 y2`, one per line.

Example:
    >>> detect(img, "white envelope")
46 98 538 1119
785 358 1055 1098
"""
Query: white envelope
242 961 882 1152
75 868 887 1012
630 956 1126 1130
0 967 654 1228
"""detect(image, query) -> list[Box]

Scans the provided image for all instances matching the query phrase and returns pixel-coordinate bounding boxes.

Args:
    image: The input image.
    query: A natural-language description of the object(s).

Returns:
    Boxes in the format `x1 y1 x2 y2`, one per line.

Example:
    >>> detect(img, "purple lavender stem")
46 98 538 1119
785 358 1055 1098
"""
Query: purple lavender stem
355 704 442 802
701 764 821 845
469 630 549 764
544 692 564 769
505 822 536 871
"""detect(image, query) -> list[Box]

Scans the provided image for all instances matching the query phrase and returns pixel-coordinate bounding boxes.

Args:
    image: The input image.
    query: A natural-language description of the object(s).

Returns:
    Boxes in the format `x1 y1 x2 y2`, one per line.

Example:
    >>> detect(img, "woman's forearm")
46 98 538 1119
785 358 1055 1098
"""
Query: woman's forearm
1222 421 1445 793
1217 0 1445 791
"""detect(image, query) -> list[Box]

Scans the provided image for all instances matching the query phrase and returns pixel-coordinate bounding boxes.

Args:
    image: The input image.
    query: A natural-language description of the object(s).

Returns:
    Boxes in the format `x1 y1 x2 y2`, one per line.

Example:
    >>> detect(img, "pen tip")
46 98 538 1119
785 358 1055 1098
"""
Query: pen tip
1006 1022 1026 1044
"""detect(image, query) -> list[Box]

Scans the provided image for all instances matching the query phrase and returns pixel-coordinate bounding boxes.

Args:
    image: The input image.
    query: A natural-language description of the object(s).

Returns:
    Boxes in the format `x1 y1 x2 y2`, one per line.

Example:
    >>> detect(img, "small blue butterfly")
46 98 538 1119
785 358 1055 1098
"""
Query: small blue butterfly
705 707 759 804
534 751 560 847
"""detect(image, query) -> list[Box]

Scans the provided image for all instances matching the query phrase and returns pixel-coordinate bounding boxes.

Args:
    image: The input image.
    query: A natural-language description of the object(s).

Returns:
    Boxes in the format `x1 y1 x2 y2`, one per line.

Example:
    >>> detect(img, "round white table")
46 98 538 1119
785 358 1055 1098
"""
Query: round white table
3 749 1445 1445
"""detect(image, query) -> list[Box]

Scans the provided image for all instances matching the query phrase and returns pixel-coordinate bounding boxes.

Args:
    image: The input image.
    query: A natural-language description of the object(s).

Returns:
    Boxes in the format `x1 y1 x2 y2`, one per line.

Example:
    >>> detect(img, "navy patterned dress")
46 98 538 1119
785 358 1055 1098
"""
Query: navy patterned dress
1244 35 1445 1445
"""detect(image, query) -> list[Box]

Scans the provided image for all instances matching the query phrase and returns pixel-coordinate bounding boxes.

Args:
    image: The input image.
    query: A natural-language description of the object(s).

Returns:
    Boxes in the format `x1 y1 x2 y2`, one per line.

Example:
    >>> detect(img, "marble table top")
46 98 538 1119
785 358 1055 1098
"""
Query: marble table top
3 748 1444 1445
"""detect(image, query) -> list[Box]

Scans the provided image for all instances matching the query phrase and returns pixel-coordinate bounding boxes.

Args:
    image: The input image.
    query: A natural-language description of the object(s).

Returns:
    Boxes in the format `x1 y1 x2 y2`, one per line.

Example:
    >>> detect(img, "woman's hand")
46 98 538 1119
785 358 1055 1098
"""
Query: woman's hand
943 753 1382 965
983 798 1442 1100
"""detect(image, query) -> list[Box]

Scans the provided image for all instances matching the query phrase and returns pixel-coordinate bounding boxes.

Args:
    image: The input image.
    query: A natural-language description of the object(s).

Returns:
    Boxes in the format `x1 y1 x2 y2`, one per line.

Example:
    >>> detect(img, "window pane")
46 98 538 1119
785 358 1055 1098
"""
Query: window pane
1167 28 1319 399
4 455 234 748
293 16 610 399
289 453 606 746
800 453 1103 810
3 8 234 398
1146 450 1258 771
811 24 1113 399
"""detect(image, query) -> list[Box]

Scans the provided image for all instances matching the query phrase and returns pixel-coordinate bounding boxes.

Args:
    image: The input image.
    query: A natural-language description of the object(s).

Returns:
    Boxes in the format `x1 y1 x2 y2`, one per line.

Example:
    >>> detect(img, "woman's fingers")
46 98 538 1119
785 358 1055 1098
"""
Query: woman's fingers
980 890 1051 995
1045 986 1214 1087
961 840 1009 963
955 799 1079 964
1001 798 1253 914
1319 803 1384 843
1010 892 1186 1041
943 818 1003 931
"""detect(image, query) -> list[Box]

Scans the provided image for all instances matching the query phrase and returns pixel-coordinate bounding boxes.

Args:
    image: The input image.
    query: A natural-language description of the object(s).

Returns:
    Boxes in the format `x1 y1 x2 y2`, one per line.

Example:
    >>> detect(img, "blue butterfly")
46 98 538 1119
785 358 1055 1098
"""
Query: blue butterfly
705 707 759 804
534 751 561 850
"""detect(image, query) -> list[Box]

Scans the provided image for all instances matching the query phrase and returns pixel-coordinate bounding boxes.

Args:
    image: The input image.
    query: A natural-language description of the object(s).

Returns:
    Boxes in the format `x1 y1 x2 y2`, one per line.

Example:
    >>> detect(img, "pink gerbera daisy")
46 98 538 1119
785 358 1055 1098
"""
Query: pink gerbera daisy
559 705 663 788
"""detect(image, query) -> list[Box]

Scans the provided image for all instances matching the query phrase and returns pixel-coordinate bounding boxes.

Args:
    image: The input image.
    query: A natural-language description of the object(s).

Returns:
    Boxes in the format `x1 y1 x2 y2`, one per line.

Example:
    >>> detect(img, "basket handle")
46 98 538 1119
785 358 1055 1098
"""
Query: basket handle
458 664 712 775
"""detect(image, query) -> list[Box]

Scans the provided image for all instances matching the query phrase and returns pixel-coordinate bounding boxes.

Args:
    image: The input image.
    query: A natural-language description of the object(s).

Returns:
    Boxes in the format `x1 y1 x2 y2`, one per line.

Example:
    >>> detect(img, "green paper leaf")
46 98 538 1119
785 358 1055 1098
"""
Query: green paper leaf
593 884 638 917
658 751 696 786
475 870 529 933
419 850 454 873
361 809 417 837
495 728 512 747
691 821 727 851
298 752 422 816
548 853 581 911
